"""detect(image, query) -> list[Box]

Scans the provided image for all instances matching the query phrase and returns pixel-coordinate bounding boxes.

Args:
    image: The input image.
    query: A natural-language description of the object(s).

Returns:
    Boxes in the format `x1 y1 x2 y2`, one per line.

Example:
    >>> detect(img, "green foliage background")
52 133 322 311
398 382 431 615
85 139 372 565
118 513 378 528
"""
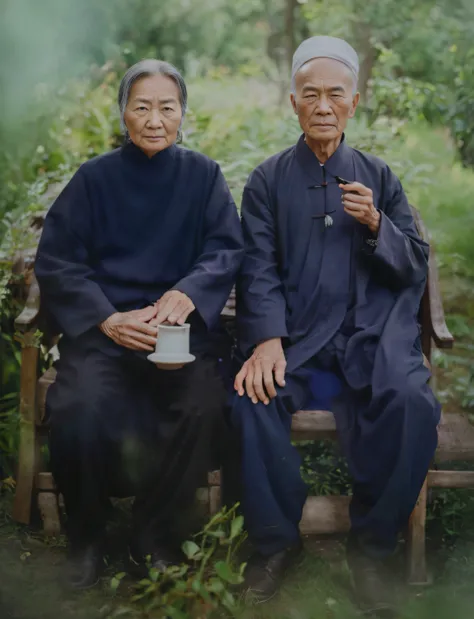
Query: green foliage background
0 1 474 616
1 0 474 477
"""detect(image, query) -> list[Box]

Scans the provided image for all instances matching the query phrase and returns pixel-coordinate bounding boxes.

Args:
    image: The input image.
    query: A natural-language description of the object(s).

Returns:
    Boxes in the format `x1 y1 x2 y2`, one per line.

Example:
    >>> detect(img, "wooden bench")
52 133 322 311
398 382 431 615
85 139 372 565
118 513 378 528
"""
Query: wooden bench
12 203 474 586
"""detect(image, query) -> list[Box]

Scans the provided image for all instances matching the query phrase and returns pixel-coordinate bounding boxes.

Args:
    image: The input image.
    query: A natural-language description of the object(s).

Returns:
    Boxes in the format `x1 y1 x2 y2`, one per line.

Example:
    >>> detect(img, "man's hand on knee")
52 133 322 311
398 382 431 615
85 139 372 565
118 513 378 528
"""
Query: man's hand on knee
235 338 286 405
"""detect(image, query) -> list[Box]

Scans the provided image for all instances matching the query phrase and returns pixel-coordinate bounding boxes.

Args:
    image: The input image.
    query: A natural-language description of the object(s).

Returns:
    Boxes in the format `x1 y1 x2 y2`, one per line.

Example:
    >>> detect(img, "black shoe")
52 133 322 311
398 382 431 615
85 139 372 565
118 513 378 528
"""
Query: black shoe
241 541 303 605
347 550 396 617
66 543 104 590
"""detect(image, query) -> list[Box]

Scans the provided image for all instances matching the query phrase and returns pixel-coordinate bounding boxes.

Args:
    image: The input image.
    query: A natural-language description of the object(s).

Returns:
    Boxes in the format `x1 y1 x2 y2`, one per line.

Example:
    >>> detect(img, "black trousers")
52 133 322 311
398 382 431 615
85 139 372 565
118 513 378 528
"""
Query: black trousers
46 346 234 552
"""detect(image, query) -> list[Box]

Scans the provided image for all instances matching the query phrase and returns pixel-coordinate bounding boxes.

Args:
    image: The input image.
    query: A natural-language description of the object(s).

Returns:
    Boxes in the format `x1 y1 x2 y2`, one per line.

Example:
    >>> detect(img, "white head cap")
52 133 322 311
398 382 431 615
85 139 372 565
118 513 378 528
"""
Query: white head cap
291 36 359 92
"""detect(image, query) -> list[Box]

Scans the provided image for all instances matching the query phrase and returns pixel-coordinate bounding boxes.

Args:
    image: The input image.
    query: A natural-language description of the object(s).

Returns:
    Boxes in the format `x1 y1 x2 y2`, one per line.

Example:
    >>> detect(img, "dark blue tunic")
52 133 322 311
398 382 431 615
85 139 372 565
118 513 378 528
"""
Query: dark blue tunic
232 135 440 558
34 142 244 547
238 134 429 378
36 141 244 356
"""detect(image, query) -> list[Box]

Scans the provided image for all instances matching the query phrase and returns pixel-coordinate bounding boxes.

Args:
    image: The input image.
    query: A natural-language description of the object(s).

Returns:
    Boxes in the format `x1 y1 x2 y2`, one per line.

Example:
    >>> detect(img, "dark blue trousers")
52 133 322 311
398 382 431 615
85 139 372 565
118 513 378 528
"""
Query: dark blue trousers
231 347 440 558
47 344 232 551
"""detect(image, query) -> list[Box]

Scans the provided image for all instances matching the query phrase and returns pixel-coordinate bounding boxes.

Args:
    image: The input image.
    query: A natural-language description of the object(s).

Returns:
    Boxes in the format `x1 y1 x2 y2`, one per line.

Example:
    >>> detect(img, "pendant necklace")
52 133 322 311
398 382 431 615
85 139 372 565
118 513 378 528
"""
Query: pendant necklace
321 165 334 227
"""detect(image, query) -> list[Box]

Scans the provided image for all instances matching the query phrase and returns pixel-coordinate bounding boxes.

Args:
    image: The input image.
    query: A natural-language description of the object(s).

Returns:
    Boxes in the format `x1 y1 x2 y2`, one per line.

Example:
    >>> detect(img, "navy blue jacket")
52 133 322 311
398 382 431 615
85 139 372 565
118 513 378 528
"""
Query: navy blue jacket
35 142 244 356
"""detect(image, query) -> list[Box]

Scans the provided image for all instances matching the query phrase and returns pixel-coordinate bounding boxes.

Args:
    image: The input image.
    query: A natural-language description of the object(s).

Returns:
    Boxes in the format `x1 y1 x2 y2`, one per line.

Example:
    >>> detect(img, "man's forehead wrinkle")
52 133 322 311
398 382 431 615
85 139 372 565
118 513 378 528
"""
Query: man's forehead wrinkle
300 79 347 93
296 66 352 91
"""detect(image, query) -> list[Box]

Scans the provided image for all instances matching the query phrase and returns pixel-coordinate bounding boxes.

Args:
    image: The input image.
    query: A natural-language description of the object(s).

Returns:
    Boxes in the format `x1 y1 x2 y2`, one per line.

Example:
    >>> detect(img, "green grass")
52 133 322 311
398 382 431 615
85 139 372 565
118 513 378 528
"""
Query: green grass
3 523 474 619
235 551 359 619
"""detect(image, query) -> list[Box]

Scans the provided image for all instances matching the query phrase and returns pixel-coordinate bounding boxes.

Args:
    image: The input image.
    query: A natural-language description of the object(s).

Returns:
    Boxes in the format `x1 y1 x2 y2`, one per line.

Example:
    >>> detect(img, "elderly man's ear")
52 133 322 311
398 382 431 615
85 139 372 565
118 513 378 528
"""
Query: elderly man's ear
290 93 297 114
348 92 360 118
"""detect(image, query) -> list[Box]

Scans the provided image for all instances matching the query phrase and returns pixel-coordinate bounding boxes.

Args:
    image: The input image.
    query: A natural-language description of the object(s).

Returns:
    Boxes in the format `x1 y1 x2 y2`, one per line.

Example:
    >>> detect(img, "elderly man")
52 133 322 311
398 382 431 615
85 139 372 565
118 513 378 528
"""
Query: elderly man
232 36 440 612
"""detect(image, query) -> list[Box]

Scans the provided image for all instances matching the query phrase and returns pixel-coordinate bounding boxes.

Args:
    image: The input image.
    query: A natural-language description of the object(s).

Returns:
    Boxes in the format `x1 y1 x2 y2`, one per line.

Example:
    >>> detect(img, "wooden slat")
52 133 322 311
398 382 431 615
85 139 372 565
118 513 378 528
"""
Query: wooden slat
291 410 474 464
270 468 474 540
436 413 474 462
265 468 474 539
300 495 351 535
291 410 336 441
428 470 474 489
221 287 236 317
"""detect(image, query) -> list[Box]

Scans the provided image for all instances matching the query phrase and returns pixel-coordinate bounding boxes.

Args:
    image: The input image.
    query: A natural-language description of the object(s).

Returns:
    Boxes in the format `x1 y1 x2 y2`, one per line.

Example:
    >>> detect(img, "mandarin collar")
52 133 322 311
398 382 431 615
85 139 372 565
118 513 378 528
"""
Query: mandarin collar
121 140 178 166
294 133 355 187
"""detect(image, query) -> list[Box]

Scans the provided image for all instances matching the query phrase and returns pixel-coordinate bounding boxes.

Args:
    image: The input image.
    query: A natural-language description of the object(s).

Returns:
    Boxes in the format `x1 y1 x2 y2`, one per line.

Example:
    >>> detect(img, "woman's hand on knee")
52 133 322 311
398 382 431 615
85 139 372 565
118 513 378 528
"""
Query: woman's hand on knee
100 308 158 351
234 338 286 406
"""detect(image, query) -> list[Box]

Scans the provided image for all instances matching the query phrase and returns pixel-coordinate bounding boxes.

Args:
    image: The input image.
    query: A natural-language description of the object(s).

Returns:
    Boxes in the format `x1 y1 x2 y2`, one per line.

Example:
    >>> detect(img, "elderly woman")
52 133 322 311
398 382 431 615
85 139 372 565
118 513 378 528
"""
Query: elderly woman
35 60 243 589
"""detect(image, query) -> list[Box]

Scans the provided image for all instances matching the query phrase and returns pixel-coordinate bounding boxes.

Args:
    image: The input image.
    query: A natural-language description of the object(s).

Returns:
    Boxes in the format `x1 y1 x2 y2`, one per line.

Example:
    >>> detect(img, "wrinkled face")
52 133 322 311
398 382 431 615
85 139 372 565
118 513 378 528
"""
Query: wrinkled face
124 74 182 157
291 57 359 143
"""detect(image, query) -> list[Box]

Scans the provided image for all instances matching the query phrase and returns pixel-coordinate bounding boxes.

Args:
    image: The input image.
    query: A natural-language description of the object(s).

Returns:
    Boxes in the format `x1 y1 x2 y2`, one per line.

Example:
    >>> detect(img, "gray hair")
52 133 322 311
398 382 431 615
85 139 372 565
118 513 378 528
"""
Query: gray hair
118 59 188 138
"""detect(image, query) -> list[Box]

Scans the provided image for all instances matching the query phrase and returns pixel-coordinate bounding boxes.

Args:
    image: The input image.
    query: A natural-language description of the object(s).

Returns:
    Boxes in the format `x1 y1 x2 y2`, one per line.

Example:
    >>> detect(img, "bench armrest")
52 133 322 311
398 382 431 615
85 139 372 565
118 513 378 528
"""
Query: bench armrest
411 208 454 350
15 273 40 332
428 251 454 349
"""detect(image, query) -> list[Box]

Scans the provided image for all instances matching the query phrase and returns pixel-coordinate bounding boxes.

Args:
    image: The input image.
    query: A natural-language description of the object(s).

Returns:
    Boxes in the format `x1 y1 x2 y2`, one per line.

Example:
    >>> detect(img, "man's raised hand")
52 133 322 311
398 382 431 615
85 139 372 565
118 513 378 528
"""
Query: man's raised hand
340 181 381 235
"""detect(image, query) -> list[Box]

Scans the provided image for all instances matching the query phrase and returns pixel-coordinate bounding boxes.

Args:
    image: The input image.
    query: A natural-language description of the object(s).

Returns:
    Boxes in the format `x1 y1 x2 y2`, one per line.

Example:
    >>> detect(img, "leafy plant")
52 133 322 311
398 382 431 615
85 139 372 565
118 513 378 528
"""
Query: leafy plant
108 504 247 619
299 441 352 497
448 48 474 168
428 483 474 546
368 74 450 126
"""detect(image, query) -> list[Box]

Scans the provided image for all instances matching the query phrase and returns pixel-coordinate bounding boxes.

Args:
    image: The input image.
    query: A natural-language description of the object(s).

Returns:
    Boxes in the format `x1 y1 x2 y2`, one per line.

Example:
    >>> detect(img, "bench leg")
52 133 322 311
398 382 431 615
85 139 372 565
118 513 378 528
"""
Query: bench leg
38 491 61 536
209 487 221 516
208 470 222 516
407 478 428 584
12 344 39 525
